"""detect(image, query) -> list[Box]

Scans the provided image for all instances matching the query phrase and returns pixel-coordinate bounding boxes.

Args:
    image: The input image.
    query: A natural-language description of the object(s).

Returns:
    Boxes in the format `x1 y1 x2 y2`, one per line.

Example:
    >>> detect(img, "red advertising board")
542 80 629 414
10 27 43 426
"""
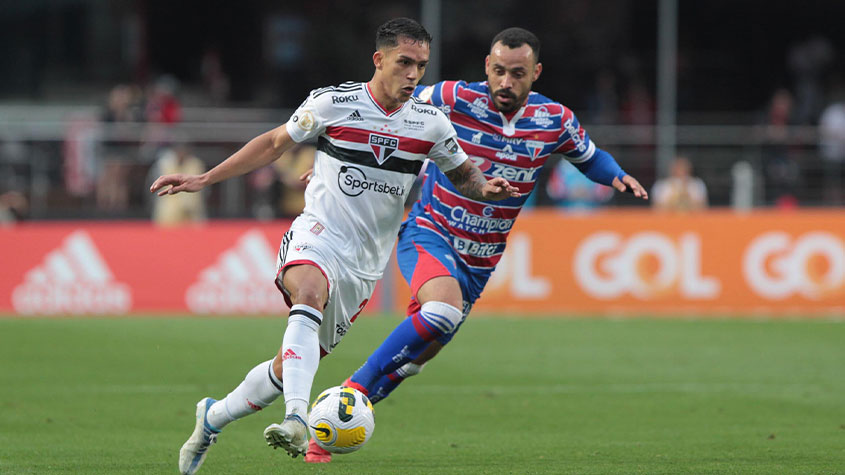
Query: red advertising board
0 221 382 315
2 211 843 317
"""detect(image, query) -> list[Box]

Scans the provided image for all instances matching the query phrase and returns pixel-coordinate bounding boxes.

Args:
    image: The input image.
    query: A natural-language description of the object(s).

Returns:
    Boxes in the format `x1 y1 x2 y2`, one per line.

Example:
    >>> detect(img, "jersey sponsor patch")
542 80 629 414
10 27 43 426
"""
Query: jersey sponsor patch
293 111 315 131
418 85 434 102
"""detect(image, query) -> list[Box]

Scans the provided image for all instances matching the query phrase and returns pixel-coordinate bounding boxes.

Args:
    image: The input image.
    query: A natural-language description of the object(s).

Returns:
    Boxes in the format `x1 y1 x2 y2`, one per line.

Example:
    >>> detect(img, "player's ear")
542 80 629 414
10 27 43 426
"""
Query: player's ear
484 55 491 75
533 62 543 81
373 50 384 70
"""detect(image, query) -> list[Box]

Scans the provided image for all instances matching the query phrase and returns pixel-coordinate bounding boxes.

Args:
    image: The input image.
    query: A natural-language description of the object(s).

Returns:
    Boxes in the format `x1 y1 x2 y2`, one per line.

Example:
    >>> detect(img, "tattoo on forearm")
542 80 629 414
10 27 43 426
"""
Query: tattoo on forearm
445 163 486 200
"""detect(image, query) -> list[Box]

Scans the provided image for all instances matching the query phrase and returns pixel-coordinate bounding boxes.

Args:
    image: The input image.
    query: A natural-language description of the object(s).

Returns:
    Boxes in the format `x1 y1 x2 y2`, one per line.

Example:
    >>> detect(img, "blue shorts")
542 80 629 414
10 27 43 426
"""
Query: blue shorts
396 221 492 344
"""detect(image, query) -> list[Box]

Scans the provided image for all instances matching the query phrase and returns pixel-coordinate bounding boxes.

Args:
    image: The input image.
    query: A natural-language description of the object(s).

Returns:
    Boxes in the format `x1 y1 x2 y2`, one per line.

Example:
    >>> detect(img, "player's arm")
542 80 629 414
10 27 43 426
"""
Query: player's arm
556 107 647 199
572 148 648 199
443 160 520 201
150 126 294 196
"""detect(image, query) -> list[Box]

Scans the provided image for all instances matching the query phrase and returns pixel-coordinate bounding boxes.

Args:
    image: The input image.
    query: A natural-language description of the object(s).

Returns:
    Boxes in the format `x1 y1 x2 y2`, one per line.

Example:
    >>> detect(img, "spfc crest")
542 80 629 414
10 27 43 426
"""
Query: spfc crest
369 133 399 164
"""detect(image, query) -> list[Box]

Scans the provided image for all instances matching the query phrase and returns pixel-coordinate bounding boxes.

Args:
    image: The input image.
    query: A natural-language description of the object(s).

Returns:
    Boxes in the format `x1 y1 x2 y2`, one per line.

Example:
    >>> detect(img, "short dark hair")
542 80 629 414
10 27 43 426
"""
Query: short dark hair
375 17 432 50
491 27 540 62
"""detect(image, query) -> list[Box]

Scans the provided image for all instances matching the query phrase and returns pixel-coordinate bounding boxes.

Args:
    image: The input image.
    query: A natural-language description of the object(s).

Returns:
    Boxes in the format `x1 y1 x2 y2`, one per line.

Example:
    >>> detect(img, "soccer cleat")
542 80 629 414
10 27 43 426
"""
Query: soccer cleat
304 437 332 463
179 397 220 475
264 414 308 458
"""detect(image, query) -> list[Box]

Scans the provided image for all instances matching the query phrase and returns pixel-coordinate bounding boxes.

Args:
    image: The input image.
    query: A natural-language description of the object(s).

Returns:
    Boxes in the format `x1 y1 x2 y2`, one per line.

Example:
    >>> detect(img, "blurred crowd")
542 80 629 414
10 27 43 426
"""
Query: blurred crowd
1 22 843 225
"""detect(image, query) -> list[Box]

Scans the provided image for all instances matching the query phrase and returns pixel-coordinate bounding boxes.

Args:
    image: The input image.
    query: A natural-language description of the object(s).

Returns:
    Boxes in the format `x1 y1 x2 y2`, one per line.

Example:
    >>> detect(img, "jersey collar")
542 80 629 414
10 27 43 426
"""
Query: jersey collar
366 82 407 117
482 81 527 136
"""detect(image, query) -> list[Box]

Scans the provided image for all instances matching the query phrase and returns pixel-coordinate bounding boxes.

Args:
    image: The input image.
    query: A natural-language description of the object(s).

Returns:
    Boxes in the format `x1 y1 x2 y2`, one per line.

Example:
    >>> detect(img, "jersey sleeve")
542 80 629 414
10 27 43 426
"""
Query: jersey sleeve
414 81 462 110
553 106 597 164
285 90 331 143
427 113 467 172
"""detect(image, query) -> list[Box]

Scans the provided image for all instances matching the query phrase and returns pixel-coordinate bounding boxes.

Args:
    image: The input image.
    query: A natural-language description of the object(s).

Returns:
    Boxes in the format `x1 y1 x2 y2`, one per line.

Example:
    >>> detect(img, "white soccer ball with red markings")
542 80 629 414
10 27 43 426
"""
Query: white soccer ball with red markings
308 386 375 454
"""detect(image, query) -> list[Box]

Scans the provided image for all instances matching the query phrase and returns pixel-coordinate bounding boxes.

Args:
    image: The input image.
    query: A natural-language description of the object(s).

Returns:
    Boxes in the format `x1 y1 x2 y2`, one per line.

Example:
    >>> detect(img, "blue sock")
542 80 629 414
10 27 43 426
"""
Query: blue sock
348 302 460 394
367 372 403 403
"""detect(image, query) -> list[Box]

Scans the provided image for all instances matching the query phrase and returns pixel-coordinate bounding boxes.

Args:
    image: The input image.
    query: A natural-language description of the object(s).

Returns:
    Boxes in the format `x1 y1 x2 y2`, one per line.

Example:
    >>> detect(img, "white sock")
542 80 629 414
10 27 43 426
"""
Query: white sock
206 358 284 430
281 304 322 418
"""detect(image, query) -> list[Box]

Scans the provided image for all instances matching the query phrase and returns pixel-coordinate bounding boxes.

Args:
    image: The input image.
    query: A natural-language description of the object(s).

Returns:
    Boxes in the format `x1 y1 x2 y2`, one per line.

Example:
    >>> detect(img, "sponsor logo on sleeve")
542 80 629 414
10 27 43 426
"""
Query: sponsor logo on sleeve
332 94 359 104
563 118 587 153
445 137 459 154
469 97 489 118
411 104 438 116
296 111 315 131
418 85 434 102
530 106 554 127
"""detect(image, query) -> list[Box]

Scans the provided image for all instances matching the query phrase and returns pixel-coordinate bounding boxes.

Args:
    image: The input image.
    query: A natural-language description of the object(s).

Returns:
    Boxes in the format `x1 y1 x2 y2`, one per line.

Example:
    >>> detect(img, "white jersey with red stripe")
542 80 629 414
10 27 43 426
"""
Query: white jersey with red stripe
408 80 596 271
286 81 467 280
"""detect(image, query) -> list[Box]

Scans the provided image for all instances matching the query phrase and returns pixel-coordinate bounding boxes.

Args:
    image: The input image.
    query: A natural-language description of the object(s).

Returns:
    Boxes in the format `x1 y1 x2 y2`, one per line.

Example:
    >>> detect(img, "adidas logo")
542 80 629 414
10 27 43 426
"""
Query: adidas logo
185 230 287 314
282 348 301 361
346 110 364 121
12 230 132 315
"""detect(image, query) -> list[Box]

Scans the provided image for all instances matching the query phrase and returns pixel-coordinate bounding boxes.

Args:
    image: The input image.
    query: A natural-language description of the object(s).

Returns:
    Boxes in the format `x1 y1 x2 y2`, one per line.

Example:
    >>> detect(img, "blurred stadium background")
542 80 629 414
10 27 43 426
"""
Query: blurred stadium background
1 1 844 473
1 0 843 316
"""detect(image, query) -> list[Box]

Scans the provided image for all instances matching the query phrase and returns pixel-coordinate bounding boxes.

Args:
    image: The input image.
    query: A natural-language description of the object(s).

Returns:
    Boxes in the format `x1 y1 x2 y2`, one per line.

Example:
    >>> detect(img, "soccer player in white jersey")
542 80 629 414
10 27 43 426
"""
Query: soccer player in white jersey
150 18 519 474
305 27 648 462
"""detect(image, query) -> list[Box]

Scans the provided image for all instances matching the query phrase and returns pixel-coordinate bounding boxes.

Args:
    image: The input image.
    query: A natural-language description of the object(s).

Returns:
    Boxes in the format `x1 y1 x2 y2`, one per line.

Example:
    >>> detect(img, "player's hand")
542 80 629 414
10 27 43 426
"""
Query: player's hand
482 177 521 201
150 174 207 196
612 174 648 200
299 168 314 183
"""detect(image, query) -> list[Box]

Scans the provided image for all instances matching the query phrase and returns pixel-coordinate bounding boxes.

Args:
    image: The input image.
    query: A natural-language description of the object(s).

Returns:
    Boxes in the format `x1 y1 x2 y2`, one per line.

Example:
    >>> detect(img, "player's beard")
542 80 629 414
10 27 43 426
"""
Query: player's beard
491 88 523 114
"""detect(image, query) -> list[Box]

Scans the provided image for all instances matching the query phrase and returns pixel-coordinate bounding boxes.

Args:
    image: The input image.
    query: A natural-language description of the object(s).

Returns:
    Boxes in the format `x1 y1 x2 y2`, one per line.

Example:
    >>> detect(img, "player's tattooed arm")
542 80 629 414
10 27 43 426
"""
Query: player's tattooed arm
444 160 487 200
444 160 521 201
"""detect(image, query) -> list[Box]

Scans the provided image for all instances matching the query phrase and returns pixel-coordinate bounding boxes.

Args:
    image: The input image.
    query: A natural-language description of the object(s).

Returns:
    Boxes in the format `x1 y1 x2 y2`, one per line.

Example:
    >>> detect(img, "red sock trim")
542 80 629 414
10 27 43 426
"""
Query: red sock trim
411 312 437 342
342 378 369 396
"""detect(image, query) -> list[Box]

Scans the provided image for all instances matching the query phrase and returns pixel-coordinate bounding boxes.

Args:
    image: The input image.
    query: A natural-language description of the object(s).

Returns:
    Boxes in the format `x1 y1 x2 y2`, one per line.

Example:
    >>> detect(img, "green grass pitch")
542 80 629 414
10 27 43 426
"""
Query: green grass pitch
1 315 843 474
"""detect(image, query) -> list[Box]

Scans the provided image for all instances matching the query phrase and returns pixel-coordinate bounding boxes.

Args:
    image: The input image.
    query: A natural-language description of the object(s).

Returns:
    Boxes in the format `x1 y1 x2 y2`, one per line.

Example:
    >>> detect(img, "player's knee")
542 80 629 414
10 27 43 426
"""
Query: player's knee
421 301 462 334
287 288 326 309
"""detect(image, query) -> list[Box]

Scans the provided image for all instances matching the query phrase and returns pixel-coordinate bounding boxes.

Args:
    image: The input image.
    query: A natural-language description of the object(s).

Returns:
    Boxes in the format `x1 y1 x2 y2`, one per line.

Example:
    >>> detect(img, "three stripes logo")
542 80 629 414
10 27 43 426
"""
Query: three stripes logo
12 231 131 315
369 133 398 165
185 230 287 314
346 110 364 122
282 348 301 361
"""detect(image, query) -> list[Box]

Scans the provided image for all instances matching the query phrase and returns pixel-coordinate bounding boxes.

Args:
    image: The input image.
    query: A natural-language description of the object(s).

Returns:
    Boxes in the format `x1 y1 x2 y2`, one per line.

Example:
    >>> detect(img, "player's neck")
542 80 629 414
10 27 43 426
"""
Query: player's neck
367 80 403 114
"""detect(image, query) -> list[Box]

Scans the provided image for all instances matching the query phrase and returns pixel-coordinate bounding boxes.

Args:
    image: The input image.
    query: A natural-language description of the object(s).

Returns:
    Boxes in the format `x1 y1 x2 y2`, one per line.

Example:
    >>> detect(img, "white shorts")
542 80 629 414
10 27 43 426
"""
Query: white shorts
275 216 376 354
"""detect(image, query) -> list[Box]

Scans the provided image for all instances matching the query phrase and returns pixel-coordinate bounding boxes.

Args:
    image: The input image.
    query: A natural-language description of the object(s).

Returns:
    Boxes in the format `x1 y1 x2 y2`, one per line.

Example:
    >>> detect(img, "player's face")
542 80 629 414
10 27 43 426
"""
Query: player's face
373 37 430 108
485 42 542 114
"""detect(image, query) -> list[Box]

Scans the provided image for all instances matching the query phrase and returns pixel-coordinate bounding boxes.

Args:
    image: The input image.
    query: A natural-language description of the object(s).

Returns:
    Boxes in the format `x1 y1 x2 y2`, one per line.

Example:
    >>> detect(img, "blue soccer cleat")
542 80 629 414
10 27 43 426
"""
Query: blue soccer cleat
178 397 220 474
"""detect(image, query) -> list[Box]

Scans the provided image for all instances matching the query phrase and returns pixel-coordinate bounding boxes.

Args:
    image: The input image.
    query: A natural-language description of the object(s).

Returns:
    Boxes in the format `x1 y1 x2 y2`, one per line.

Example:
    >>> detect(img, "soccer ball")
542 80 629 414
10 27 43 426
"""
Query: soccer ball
308 386 375 454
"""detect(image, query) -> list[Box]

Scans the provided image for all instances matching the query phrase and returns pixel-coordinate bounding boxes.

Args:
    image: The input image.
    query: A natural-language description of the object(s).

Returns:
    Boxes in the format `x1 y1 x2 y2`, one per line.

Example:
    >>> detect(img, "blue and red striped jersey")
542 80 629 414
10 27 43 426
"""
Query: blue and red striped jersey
408 80 597 271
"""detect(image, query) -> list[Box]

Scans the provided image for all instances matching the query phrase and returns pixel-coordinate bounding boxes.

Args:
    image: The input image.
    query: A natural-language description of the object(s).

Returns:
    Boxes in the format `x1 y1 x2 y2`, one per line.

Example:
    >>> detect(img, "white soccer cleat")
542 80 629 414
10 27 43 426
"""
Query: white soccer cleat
264 414 308 458
178 397 220 475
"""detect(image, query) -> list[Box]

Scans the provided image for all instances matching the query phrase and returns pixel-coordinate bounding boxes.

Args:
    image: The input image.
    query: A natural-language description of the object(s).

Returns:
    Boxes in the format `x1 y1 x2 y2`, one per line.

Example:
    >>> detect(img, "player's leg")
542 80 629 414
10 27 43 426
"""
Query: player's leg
179 263 328 472
362 296 472 402
263 263 329 458
345 238 464 398
363 340 441 403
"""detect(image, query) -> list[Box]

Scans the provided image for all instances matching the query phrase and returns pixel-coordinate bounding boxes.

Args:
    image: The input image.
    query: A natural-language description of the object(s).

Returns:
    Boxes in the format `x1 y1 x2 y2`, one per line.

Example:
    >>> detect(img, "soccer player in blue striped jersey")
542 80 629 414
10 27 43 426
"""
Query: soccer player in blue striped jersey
305 27 648 462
